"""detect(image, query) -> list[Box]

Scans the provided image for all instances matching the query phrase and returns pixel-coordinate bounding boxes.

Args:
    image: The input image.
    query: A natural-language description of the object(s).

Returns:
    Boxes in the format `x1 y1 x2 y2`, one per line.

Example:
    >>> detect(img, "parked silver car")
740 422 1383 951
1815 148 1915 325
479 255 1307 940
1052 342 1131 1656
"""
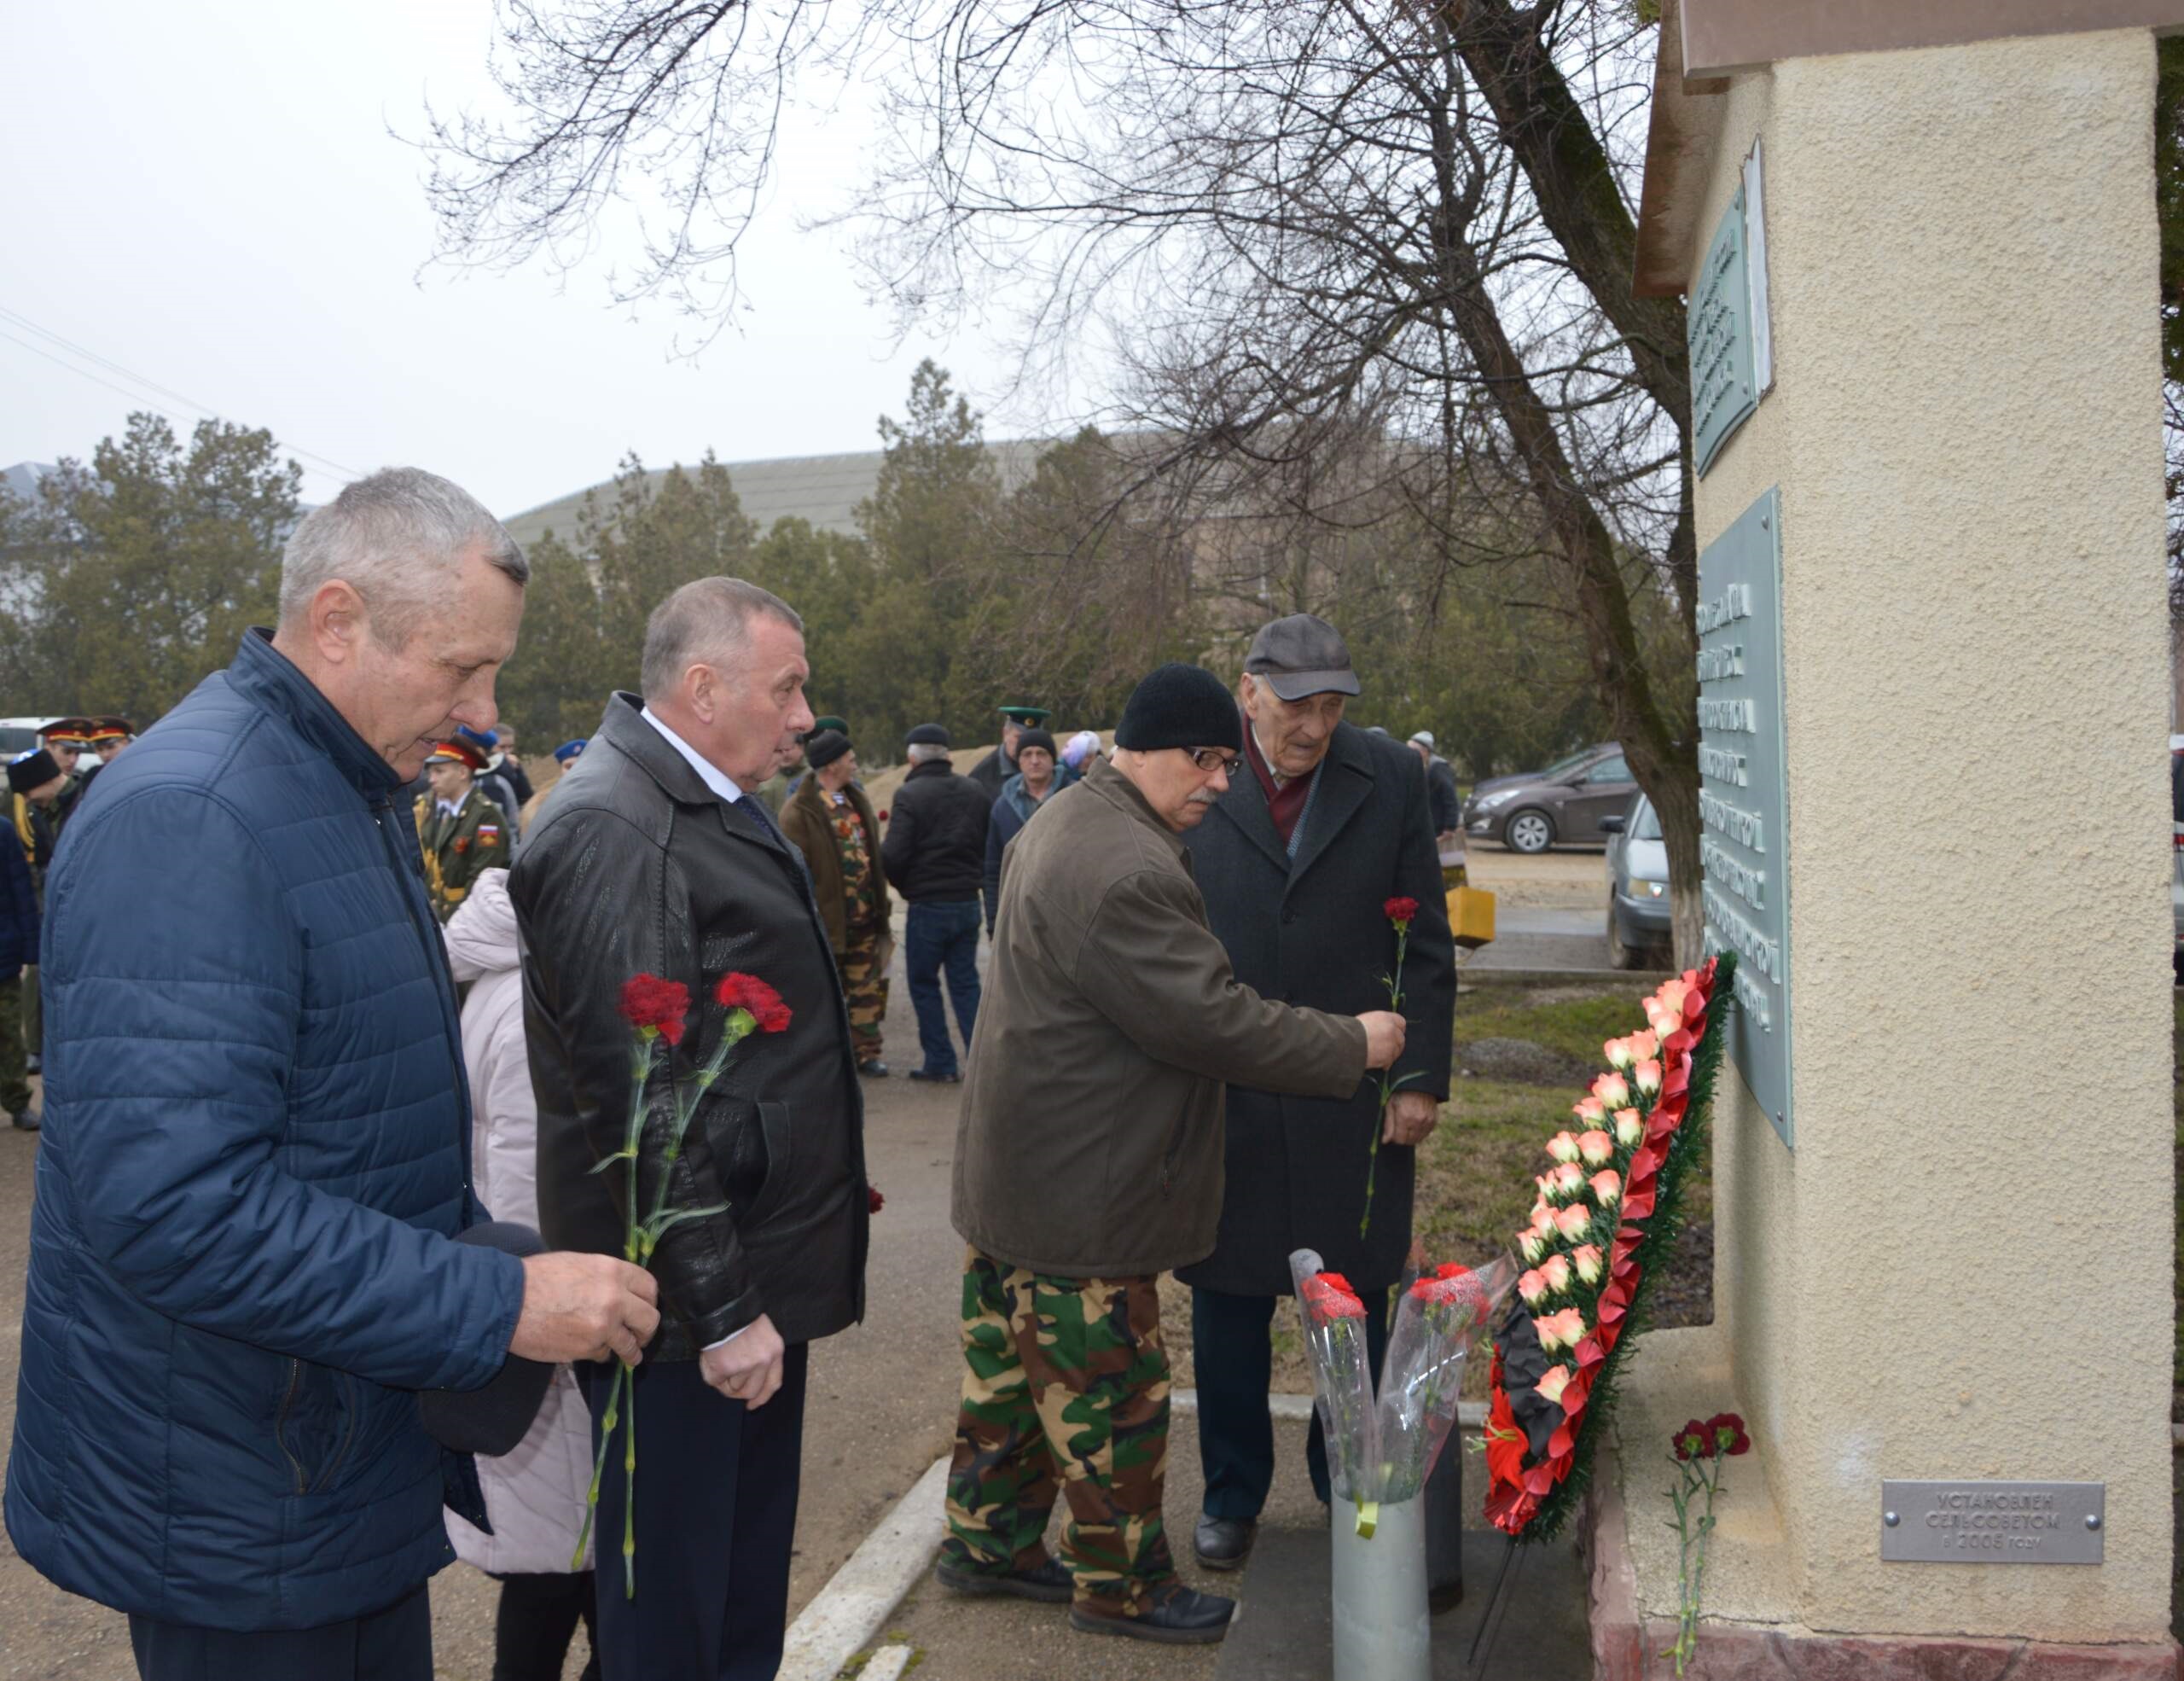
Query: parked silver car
1600 793 1670 969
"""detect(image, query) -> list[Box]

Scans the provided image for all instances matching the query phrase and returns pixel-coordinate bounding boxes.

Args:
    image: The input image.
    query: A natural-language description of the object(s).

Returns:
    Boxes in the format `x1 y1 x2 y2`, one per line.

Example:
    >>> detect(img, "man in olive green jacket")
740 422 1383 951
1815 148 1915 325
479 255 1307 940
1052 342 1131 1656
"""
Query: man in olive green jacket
942 662 1406 1647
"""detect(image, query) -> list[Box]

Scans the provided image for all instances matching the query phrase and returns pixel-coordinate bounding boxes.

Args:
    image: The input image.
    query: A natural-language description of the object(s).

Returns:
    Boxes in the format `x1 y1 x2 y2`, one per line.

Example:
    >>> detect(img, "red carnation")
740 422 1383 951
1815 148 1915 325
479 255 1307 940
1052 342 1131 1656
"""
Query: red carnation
1705 1412 1751 1457
868 1184 885 1215
1382 896 1420 928
619 974 691 1046
716 972 793 1034
1317 1270 1356 1294
1671 1418 1710 1463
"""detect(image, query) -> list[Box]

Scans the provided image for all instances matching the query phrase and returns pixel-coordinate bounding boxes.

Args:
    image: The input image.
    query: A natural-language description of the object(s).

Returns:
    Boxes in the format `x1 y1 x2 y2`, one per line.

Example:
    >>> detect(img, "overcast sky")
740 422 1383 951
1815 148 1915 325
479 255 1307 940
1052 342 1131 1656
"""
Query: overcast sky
0 0 1029 515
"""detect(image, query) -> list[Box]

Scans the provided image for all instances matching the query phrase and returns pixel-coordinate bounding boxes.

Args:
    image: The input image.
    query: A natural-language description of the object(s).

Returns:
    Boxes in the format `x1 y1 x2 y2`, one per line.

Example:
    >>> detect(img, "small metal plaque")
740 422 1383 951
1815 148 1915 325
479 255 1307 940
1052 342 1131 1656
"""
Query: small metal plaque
1880 1480 2105 1565
1689 184 1759 476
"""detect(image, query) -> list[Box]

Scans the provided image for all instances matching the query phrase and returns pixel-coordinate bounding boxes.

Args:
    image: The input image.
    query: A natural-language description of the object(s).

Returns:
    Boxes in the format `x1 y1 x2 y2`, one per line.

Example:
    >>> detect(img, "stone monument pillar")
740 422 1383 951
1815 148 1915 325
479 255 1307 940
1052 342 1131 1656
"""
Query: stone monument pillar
1599 5 2181 1671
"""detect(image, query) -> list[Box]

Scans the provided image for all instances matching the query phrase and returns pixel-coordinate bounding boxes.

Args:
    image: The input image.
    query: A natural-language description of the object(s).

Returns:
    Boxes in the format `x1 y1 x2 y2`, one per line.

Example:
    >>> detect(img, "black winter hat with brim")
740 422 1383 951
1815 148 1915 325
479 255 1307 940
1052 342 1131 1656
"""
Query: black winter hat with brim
419 1223 556 1457
1114 664 1243 753
804 729 852 770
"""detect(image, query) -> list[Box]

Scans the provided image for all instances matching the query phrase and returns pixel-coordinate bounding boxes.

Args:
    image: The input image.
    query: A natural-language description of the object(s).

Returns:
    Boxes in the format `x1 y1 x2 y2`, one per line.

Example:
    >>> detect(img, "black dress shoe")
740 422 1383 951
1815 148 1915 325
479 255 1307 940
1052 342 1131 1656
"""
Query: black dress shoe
1194 1514 1257 1571
906 1067 961 1084
857 1060 892 1079
935 1556 1072 1603
1071 1584 1235 1645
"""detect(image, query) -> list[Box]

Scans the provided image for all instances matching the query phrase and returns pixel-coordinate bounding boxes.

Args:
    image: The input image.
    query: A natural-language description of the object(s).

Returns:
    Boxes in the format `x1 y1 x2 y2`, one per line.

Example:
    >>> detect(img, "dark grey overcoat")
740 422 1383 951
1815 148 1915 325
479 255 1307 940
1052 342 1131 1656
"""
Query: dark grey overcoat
1176 719 1456 1296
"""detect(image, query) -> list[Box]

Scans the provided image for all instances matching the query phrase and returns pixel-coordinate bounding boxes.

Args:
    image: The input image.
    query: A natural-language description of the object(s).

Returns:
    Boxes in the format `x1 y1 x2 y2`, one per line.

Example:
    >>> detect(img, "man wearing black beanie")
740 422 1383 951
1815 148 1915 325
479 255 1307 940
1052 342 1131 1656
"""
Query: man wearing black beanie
939 663 1408 1646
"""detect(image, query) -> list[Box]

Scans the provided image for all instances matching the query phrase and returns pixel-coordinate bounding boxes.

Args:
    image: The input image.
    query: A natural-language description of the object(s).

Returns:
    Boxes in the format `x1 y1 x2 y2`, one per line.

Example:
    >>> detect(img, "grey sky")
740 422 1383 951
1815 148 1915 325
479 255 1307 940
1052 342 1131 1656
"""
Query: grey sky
0 0 1023 516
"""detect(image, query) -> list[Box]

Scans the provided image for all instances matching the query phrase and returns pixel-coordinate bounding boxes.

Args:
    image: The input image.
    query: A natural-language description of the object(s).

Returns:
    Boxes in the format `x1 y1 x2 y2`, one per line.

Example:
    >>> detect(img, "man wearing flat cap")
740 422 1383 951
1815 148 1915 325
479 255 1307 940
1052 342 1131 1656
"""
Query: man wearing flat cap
942 662 1409 1645
1180 613 1456 1573
781 728 895 1076
967 703 1052 806
415 736 509 920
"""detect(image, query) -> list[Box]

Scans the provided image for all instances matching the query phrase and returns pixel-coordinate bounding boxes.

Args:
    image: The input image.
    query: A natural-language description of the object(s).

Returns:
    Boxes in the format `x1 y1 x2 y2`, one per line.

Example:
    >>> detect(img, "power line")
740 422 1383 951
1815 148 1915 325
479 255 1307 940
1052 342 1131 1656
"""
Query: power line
0 303 364 485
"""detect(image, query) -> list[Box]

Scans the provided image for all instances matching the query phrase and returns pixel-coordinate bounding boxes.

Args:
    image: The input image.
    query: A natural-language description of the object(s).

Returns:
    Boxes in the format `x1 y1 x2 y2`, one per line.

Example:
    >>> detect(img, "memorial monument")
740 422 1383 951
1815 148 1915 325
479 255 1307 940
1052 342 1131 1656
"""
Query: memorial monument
1594 4 2183 1672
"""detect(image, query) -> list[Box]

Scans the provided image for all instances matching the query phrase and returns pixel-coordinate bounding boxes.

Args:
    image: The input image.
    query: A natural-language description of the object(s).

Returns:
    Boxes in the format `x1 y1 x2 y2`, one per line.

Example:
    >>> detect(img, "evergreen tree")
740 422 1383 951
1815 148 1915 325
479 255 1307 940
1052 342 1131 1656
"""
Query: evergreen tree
0 413 300 724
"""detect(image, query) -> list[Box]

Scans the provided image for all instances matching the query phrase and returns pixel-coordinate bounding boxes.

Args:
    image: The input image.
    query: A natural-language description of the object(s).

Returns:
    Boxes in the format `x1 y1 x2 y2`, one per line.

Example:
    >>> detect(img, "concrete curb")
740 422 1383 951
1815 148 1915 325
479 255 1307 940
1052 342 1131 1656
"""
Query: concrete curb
1174 1388 1487 1431
778 1454 949 1681
1460 967 1674 986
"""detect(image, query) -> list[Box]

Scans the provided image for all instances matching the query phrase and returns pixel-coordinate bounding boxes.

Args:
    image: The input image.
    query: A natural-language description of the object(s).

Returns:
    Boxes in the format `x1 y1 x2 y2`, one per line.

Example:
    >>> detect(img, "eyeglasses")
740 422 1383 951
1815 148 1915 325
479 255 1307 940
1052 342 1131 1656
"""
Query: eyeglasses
1185 747 1240 775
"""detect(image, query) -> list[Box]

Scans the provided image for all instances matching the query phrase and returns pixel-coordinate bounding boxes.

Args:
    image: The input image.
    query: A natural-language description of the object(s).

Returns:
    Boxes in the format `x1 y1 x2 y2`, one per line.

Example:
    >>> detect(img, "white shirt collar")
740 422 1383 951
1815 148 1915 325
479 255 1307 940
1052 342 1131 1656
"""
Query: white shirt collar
640 704 744 805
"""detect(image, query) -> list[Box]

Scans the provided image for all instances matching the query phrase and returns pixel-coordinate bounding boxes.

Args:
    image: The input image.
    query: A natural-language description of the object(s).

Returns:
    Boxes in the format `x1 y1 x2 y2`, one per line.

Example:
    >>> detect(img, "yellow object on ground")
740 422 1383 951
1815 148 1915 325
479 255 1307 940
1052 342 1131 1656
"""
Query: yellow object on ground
1446 885 1495 950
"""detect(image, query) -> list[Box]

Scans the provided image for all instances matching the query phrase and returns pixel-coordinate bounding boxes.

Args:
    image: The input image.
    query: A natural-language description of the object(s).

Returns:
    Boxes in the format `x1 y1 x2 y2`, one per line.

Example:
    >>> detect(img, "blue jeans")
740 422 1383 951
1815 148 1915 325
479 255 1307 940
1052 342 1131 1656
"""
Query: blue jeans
904 899 982 1076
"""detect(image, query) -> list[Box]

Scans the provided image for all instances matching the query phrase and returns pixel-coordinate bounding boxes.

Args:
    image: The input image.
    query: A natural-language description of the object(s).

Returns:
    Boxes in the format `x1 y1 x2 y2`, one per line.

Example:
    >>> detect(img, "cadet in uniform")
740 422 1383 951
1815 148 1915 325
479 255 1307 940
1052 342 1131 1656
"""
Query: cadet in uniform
415 737 508 921
779 728 893 1076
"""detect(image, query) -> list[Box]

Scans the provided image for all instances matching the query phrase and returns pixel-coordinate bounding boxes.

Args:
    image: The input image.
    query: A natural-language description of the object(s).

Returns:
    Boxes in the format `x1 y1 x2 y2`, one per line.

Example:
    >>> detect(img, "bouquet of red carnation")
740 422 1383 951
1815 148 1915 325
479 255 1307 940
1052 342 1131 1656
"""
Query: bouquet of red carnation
1484 957 1731 1546
579 968 793 1594
1290 1248 1517 1538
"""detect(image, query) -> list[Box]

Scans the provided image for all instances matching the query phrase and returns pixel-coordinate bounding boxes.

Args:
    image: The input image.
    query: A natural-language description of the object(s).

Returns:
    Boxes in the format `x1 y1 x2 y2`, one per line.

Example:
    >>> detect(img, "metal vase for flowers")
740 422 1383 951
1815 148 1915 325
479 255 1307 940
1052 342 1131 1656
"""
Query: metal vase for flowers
1292 1248 1516 1681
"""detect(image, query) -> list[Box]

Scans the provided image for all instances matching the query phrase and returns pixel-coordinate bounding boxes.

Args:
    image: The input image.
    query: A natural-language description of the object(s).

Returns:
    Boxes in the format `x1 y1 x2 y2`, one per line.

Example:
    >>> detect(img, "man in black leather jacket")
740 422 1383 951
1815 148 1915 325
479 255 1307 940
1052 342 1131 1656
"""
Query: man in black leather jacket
881 724 990 1082
512 576 868 1681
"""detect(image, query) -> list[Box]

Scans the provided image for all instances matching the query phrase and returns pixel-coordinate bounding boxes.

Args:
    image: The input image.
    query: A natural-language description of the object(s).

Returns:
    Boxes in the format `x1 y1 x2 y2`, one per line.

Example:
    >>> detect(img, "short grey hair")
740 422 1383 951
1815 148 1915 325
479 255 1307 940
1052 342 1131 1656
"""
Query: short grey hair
907 742 952 765
280 467 527 645
641 577 804 701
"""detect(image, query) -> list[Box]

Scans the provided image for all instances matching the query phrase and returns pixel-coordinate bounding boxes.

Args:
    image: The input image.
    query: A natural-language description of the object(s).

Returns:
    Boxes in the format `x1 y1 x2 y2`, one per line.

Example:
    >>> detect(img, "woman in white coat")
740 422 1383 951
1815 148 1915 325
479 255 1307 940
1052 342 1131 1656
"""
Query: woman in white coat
442 867 601 1681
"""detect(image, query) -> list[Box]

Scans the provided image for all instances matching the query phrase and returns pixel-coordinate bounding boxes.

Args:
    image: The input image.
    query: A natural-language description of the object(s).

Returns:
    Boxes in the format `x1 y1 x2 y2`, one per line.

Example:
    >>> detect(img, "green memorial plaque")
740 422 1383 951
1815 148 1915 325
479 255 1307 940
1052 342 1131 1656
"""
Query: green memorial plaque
1697 486 1792 1145
1690 186 1759 477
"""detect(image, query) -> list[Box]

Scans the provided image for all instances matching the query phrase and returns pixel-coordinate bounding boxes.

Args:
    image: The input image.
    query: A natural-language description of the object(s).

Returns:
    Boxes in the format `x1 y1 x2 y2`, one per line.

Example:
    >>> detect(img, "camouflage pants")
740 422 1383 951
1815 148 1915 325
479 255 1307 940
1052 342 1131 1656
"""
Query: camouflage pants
839 919 888 1065
941 1247 1176 1614
0 972 29 1117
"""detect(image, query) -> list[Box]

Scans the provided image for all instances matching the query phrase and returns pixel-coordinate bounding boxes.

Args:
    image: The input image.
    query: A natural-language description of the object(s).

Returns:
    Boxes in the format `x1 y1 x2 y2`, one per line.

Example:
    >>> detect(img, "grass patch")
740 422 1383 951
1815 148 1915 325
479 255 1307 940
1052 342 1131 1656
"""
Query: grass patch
1453 983 1657 1068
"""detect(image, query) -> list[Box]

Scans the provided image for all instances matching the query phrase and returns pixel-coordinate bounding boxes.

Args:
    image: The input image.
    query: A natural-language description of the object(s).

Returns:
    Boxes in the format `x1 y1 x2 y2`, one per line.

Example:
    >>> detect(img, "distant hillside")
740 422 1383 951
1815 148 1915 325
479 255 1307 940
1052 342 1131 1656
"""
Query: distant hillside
3 462 55 502
500 441 1053 553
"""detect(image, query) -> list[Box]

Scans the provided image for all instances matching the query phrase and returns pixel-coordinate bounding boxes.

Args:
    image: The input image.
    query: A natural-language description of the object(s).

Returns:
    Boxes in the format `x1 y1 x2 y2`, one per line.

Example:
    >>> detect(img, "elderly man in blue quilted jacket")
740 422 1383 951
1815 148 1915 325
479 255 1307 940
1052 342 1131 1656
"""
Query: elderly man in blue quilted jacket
4 468 662 1681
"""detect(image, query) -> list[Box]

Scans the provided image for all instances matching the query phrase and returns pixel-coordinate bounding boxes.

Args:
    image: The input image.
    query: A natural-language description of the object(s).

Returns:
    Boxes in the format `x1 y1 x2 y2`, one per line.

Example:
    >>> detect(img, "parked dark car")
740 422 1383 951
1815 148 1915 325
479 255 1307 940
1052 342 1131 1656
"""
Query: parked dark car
1600 793 1670 968
1462 744 1635 854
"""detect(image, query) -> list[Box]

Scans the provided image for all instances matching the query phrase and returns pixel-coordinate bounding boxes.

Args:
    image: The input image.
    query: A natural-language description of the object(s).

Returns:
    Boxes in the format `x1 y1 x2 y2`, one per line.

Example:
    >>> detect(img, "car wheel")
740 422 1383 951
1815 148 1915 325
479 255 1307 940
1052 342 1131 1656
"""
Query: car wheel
1606 899 1644 970
1504 809 1555 854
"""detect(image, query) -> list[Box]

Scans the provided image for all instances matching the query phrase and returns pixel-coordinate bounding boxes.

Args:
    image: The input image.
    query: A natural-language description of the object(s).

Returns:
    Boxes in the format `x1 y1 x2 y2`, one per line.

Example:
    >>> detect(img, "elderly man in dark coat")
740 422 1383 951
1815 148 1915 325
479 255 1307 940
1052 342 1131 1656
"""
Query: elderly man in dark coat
1178 614 1456 1572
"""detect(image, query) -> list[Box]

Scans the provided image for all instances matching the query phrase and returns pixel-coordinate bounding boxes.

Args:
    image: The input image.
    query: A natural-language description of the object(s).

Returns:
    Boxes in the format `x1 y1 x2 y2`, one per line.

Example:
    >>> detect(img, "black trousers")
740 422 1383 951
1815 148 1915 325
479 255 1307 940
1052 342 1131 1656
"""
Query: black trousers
130 1584 431 1681
579 1344 809 1681
493 1570 599 1681
1191 1285 1391 1520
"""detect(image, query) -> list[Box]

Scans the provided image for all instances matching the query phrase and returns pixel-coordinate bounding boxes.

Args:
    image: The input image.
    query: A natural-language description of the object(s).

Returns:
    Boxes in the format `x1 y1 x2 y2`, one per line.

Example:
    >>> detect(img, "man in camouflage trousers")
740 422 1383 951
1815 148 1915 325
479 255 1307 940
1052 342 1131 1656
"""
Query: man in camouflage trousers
779 728 893 1075
942 663 1405 1645
948 1256 1170 1608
